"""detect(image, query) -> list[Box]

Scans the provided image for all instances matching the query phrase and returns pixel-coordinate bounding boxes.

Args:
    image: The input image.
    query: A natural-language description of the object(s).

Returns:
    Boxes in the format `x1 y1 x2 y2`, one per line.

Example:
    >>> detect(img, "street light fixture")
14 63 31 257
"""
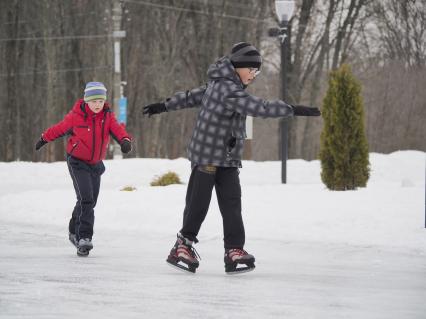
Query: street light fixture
269 0 295 183
275 0 295 24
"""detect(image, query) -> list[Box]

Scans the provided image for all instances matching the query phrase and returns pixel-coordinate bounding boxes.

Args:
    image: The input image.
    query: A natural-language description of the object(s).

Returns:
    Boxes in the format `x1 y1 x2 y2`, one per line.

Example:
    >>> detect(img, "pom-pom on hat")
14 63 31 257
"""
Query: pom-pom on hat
229 42 262 69
84 82 107 102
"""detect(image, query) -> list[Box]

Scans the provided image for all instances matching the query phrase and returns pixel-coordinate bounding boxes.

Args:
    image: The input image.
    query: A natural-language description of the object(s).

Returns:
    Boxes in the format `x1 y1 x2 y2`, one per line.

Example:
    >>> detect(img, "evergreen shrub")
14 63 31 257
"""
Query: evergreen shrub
319 64 370 190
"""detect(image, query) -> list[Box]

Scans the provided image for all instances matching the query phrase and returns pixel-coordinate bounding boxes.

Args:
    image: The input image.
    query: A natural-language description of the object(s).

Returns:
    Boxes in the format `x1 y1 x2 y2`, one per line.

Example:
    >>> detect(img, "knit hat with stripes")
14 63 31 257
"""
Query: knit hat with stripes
229 42 262 69
84 82 107 102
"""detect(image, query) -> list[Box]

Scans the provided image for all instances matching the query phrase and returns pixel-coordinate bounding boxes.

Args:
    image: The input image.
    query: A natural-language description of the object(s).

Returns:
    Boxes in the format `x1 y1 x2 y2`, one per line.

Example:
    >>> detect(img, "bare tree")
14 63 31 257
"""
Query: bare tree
0 0 424 162
284 0 370 159
370 0 426 67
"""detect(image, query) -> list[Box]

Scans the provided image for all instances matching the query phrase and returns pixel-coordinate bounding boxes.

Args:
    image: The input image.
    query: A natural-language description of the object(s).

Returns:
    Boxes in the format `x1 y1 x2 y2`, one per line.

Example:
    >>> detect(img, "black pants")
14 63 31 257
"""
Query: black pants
66 156 105 240
180 165 245 249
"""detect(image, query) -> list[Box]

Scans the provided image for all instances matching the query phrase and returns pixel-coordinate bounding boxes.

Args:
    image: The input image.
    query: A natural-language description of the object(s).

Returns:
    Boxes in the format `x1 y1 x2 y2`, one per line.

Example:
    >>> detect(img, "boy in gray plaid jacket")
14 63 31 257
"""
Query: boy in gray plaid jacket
143 42 320 273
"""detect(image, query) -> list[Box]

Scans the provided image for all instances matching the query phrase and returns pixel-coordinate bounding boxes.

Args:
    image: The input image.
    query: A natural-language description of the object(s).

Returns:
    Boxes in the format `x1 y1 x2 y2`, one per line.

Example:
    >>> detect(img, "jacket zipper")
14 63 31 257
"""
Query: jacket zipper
98 112 107 161
90 116 96 162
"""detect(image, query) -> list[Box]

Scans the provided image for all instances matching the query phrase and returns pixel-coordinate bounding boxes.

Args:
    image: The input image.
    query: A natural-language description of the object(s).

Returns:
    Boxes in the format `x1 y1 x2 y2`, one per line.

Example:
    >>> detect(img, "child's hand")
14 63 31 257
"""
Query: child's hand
35 137 48 151
120 138 132 154
291 105 321 116
143 103 167 117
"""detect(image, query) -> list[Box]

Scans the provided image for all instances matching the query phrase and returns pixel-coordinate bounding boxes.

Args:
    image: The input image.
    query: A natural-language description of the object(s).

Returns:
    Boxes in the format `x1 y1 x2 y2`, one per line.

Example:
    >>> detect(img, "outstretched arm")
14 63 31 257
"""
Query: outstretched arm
224 86 294 118
224 84 321 118
143 84 207 117
42 111 74 141
36 111 74 150
165 84 207 111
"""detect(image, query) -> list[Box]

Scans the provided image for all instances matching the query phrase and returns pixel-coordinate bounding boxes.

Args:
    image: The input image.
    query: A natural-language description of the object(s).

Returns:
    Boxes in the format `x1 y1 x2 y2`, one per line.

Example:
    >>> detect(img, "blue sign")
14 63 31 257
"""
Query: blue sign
118 97 127 125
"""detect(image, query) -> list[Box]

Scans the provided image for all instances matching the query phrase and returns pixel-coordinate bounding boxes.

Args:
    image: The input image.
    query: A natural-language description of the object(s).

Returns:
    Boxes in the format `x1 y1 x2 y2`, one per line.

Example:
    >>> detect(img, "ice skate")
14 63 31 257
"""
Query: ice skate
224 248 255 274
76 238 93 257
166 233 200 273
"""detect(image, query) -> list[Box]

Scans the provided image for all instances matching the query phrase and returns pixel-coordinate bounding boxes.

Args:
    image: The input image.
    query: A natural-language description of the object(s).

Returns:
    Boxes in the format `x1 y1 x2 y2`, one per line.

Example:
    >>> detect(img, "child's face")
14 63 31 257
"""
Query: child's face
87 99 105 113
235 67 260 85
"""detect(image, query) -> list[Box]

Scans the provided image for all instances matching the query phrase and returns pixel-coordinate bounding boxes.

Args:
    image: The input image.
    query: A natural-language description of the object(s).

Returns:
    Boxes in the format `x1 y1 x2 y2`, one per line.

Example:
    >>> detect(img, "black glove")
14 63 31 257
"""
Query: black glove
143 102 167 117
35 137 48 151
120 139 132 154
291 105 321 116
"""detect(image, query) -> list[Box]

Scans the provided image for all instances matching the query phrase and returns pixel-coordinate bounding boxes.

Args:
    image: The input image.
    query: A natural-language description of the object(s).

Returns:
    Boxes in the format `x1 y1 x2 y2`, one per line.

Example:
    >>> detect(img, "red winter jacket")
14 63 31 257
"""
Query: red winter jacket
42 99 131 164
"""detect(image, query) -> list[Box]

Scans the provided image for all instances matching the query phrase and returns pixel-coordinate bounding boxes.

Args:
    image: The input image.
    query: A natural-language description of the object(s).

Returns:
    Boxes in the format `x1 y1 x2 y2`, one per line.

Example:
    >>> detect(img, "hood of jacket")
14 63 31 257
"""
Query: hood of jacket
207 56 244 88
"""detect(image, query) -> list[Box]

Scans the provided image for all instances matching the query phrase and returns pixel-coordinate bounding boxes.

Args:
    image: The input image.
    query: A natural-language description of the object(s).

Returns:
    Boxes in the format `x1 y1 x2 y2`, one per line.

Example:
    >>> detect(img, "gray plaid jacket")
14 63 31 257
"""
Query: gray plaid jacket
165 56 294 167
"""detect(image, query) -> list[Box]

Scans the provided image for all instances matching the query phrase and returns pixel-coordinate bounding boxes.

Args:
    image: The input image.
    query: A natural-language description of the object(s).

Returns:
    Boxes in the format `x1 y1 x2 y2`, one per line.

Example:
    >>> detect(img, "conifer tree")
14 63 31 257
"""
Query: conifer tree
320 64 370 190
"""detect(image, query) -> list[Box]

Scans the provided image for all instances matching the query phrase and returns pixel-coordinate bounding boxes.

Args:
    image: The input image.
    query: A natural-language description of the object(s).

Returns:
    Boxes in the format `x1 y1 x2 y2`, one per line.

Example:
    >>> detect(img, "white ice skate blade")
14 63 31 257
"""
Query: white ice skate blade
225 267 255 275
166 261 196 274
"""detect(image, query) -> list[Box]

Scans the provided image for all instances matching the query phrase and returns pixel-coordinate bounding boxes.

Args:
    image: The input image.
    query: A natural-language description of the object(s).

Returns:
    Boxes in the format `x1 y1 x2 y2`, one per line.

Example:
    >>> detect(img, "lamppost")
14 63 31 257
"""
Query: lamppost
112 0 126 158
269 0 295 184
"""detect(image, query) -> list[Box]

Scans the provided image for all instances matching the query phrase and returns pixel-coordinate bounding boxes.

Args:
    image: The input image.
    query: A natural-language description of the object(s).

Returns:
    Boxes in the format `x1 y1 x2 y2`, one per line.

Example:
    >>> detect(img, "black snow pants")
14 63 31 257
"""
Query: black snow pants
180 165 245 249
66 155 105 240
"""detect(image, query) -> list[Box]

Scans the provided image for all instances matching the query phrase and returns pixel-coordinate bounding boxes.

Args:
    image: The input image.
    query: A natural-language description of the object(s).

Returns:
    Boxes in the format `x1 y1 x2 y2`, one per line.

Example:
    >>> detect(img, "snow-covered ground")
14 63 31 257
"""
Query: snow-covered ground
0 151 425 318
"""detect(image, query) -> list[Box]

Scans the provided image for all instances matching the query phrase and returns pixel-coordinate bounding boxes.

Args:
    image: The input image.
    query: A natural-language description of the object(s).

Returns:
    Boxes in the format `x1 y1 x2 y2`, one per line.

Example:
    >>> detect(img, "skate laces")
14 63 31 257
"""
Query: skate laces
227 249 248 257
190 245 201 260
231 249 247 255
177 236 201 260
178 243 202 260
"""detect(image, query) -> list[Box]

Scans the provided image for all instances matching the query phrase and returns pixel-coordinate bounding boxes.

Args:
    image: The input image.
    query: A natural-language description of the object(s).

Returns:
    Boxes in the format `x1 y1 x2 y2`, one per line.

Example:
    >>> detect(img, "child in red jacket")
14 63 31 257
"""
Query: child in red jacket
35 82 132 256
